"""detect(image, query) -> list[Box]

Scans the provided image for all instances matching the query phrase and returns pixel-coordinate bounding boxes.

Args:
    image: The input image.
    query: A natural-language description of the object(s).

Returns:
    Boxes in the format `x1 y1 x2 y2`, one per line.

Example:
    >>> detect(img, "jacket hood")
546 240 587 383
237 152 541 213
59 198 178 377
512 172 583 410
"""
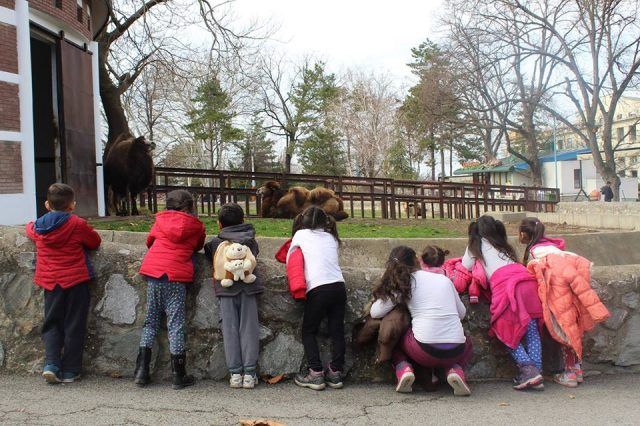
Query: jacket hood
154 210 203 243
218 223 256 245
33 212 76 247
533 237 565 251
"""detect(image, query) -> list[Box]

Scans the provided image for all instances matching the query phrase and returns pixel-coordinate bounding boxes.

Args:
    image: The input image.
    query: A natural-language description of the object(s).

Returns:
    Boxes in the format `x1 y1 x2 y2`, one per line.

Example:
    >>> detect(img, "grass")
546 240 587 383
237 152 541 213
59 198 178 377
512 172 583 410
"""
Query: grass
90 216 465 238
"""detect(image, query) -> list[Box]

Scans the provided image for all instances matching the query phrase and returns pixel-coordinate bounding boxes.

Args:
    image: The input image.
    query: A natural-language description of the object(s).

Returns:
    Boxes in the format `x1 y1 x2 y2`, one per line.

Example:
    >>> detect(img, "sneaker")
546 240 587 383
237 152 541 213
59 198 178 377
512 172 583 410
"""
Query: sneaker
573 368 584 383
229 373 243 389
553 371 578 388
513 365 543 390
531 382 545 391
42 365 61 384
61 372 81 383
446 367 471 396
242 374 257 389
325 367 343 389
294 369 326 391
395 365 415 393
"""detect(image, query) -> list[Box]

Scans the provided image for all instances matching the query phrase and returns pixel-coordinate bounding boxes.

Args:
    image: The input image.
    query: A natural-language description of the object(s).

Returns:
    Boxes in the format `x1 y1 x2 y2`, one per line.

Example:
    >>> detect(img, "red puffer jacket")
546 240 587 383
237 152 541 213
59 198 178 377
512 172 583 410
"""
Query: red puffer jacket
275 238 307 300
139 210 205 283
26 213 101 290
443 257 489 303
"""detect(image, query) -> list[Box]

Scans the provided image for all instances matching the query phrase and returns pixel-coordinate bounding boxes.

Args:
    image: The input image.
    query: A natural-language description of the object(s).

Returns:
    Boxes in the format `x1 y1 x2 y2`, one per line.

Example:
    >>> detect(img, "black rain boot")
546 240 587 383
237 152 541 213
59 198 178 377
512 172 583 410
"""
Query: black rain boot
134 347 152 387
171 353 195 390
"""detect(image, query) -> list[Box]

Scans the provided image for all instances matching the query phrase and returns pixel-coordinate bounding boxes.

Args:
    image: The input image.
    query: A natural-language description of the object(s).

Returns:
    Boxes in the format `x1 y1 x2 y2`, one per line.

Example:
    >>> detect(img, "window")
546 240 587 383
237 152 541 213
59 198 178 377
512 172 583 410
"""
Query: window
557 139 564 150
618 127 625 143
54 0 62 8
77 6 83 22
573 169 581 189
631 124 637 143
632 170 638 178
567 137 573 149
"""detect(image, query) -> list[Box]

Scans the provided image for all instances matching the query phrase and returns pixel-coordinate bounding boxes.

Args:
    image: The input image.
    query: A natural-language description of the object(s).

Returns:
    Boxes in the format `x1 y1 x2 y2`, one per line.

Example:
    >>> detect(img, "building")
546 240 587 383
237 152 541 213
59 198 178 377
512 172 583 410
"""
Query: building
453 148 638 201
0 0 109 225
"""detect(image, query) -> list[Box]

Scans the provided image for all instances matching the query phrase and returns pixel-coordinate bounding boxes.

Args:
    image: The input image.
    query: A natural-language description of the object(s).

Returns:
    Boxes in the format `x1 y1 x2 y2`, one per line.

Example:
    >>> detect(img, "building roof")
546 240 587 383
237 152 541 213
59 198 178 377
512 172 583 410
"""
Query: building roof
91 0 111 40
453 148 591 176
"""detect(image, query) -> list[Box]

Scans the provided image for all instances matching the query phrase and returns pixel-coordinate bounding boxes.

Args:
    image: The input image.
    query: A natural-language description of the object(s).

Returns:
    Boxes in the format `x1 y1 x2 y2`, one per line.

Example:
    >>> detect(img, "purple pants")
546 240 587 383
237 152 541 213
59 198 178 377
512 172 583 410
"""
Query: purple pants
392 328 473 369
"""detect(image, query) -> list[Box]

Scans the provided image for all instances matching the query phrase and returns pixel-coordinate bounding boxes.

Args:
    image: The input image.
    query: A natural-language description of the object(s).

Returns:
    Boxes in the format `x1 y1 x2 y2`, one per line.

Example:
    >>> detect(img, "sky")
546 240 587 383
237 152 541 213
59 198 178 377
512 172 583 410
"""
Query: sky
232 0 444 88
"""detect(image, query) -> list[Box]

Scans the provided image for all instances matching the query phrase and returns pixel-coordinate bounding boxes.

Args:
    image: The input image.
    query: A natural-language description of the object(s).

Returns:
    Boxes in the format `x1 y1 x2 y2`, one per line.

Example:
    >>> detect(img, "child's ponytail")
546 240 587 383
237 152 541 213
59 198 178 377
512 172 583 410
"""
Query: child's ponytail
373 246 418 304
520 217 546 263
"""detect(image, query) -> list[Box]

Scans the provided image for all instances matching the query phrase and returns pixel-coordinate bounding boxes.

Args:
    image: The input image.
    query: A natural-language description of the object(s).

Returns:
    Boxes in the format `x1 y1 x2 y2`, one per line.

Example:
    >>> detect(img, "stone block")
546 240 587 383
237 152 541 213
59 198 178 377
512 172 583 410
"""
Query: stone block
1 273 34 317
96 274 138 325
259 333 304 376
623 292 640 310
193 280 220 330
616 315 640 366
603 308 629 330
0 340 4 368
16 252 35 270
206 341 228 380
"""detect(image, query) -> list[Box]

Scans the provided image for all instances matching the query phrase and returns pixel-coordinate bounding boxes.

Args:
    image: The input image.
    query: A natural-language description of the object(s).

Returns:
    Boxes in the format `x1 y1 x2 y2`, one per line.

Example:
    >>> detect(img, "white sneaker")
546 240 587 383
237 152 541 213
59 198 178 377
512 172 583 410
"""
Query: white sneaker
242 374 257 389
230 373 243 388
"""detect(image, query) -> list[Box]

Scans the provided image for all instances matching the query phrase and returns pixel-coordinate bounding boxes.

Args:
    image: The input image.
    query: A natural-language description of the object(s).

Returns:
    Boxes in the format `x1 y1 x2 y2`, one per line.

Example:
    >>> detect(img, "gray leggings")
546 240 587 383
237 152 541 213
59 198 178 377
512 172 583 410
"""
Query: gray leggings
218 292 260 374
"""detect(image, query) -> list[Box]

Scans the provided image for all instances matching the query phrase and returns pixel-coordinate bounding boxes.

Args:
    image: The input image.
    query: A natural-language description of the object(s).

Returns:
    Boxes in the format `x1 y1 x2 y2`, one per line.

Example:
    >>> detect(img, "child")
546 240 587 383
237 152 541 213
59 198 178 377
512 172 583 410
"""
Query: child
462 215 544 390
519 217 610 387
26 183 101 384
288 206 346 391
371 246 472 396
419 245 449 275
135 190 205 390
204 203 263 389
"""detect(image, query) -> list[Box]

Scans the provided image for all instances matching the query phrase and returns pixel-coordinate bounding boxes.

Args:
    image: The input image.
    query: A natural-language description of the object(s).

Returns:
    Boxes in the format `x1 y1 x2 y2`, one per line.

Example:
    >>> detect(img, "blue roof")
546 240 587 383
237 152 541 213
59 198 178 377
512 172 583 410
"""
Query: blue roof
453 148 591 175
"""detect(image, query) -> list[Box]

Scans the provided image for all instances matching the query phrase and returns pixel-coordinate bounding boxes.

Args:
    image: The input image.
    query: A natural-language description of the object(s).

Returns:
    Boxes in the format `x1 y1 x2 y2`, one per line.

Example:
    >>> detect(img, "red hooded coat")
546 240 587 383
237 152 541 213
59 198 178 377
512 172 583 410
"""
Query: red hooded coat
139 210 205 283
26 213 101 290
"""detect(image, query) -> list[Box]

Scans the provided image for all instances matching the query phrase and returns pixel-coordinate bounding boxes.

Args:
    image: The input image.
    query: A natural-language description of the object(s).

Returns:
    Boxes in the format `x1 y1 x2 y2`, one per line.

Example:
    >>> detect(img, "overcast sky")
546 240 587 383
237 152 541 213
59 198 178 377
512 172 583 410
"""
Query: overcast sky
233 0 443 87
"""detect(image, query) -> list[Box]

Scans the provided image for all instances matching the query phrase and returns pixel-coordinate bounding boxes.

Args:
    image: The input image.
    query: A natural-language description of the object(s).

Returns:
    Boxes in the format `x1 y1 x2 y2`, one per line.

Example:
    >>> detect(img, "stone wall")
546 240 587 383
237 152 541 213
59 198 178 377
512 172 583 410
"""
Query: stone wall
1 227 639 383
534 202 640 231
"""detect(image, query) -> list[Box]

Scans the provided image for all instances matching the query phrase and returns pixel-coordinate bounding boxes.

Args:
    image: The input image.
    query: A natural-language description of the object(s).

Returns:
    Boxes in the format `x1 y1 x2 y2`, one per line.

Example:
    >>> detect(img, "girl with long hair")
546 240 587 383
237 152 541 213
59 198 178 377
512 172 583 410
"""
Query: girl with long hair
371 246 472 396
288 206 346 391
462 215 544 390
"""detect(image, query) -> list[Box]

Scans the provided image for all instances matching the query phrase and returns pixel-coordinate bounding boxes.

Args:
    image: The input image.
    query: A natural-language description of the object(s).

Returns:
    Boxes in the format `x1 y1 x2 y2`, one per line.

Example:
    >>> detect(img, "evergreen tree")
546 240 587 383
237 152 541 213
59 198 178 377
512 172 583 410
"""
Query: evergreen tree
186 77 242 170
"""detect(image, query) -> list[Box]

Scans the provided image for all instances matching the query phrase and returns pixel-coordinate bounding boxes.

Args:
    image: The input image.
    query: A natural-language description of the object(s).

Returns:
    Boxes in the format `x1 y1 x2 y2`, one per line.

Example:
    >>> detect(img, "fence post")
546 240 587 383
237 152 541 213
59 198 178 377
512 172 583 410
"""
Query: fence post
389 180 396 220
438 182 444 219
219 170 225 205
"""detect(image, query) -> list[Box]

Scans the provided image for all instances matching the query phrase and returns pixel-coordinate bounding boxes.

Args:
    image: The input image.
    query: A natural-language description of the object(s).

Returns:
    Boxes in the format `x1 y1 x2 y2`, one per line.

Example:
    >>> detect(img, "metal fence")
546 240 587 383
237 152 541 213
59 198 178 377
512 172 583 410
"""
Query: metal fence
141 167 560 220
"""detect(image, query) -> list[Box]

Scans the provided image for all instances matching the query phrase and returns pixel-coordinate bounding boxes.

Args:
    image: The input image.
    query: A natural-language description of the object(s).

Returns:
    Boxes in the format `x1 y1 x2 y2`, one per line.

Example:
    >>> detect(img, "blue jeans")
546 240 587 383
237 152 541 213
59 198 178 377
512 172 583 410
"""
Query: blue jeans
139 276 187 354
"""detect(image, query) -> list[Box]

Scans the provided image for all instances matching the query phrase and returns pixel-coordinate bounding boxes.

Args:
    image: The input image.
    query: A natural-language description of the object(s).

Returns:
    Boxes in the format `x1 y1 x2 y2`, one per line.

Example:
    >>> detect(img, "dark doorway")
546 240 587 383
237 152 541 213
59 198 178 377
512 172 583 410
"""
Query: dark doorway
31 34 60 217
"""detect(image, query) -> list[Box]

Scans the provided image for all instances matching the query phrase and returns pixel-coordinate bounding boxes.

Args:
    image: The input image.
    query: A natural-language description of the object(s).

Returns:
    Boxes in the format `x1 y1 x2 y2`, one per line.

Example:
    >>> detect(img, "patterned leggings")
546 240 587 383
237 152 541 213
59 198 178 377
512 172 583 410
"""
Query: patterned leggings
139 277 187 355
508 320 542 370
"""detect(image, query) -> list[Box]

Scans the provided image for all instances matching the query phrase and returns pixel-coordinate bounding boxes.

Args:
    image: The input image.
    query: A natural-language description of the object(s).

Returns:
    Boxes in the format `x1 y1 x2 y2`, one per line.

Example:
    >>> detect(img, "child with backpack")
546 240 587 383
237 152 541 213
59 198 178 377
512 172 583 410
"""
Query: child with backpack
519 217 610 387
204 203 263 389
26 183 101 384
288 206 346 391
462 215 544 390
134 190 205 390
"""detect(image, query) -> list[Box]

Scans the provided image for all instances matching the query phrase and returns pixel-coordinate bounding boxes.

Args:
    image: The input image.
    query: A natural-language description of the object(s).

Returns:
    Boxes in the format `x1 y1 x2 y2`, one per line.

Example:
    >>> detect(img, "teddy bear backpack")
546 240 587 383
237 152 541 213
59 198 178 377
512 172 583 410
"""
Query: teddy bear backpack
213 241 257 288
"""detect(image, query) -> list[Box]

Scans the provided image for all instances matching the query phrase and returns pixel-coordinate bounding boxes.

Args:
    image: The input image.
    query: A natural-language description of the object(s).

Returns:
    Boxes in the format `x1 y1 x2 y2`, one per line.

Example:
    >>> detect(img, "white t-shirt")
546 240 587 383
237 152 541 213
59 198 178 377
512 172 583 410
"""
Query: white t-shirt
462 238 516 280
287 229 344 292
370 271 466 344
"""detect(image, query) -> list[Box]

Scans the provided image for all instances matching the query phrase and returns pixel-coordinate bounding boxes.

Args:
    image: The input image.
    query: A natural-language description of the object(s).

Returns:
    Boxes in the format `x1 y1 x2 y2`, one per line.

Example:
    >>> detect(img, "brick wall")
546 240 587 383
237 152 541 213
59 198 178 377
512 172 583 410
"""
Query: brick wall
29 0 92 40
0 141 23 194
0 82 20 131
0 0 15 9
0 23 18 74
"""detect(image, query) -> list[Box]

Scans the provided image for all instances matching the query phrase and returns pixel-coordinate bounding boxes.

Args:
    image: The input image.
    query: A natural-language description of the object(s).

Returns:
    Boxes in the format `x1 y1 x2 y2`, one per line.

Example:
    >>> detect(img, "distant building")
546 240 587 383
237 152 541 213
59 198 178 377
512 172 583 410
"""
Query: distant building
0 0 109 225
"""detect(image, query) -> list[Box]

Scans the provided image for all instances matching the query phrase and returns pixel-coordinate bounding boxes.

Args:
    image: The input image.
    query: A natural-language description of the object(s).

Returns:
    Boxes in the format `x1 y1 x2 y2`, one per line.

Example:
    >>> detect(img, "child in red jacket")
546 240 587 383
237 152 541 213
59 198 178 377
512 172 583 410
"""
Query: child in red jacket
134 190 205 390
26 183 101 384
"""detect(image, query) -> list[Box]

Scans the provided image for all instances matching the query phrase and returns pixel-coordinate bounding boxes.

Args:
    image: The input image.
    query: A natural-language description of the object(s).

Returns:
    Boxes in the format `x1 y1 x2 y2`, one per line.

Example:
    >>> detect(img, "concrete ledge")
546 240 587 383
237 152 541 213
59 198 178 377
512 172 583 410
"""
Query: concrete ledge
484 211 527 223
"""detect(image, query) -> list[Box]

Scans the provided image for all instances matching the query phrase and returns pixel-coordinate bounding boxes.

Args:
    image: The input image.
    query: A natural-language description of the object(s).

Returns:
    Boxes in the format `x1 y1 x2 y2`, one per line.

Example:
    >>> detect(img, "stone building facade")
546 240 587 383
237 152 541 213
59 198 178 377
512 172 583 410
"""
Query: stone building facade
0 0 109 225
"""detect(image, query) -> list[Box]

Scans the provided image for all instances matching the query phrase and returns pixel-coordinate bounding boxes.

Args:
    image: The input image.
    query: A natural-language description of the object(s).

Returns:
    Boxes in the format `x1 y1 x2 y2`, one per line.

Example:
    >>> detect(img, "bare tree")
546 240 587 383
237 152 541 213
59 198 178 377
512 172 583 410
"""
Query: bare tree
506 0 640 199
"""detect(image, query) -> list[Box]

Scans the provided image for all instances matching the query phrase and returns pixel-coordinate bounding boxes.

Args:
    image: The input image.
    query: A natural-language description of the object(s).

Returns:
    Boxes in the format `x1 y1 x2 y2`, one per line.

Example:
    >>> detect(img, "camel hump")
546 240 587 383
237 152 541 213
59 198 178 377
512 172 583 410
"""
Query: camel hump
308 187 336 205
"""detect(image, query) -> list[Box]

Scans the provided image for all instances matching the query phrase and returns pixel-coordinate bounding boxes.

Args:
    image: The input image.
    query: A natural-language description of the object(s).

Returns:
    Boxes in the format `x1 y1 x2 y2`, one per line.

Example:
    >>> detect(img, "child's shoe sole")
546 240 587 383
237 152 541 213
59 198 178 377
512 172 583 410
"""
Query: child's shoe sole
513 374 543 390
294 378 326 391
447 373 471 396
326 381 343 389
42 371 61 384
395 372 415 393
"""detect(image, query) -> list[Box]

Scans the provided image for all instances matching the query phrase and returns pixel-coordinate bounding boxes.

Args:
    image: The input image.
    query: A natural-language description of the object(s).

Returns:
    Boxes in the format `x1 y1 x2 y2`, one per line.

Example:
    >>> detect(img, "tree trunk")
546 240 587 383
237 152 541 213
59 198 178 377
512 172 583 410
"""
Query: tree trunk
430 145 436 181
98 47 130 149
285 153 292 174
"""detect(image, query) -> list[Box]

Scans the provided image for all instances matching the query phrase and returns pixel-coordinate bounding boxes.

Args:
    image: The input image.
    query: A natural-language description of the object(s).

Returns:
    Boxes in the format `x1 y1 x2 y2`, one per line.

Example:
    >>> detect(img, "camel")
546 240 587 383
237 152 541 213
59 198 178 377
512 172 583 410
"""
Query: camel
103 134 155 216
257 181 349 221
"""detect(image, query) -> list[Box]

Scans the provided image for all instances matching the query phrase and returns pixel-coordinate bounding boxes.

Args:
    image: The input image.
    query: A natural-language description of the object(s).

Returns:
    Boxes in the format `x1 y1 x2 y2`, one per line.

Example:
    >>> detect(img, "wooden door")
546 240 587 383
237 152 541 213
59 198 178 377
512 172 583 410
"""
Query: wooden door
58 40 98 217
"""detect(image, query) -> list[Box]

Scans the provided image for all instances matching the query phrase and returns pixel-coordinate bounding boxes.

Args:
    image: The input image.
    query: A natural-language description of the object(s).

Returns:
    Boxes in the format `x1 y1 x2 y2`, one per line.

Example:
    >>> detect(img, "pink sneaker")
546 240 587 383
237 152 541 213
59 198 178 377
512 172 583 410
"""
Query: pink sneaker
572 367 584 383
553 371 578 388
395 365 415 393
446 366 471 396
